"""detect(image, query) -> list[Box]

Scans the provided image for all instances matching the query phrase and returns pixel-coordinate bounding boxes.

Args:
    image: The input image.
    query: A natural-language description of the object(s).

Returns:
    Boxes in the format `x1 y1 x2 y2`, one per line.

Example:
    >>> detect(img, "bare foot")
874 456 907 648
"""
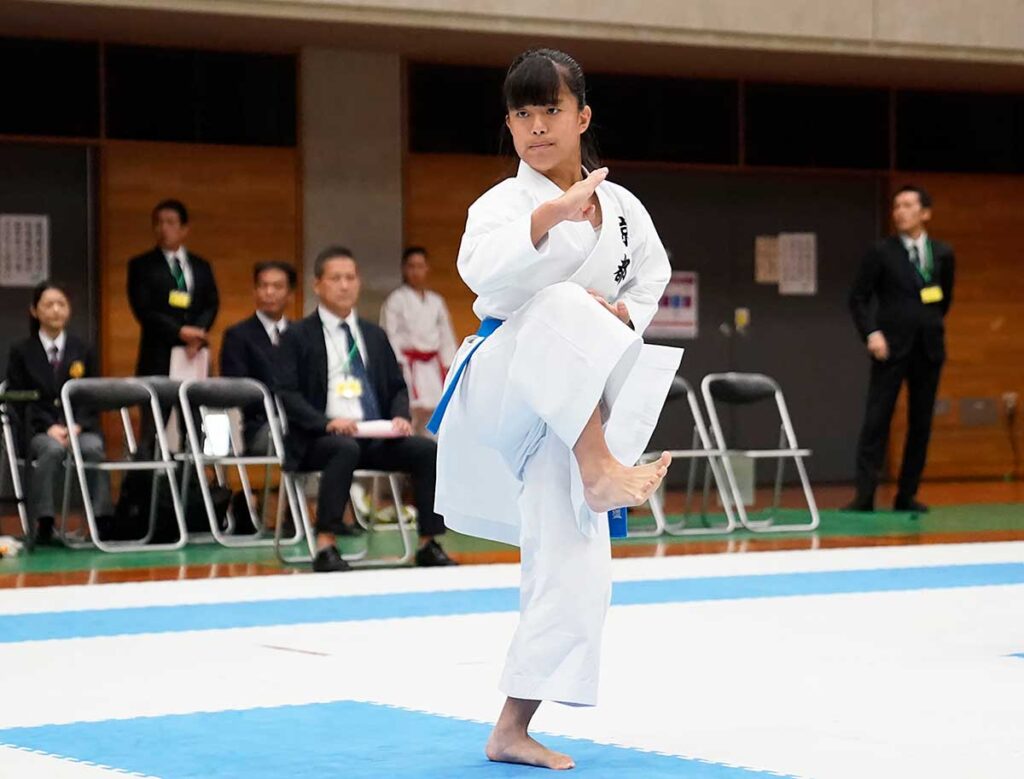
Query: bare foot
581 452 671 513
486 729 575 770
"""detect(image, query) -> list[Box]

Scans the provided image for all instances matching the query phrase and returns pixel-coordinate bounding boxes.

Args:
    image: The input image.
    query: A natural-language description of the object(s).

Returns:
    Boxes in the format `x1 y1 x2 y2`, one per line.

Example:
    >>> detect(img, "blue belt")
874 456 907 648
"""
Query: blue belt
426 317 503 435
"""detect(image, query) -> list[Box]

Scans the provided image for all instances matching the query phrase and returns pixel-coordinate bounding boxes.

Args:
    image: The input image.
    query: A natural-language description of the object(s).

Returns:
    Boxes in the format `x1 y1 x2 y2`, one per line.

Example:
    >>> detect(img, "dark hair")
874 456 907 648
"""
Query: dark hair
400 246 428 284
893 185 932 209
152 199 189 225
502 48 600 171
314 245 356 279
29 280 70 334
253 260 298 289
402 246 428 264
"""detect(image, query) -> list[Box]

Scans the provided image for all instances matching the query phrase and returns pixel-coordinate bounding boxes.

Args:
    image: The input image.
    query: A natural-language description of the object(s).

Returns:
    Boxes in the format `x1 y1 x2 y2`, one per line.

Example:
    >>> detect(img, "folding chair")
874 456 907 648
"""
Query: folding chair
701 373 820 533
60 377 188 551
276 468 416 567
632 376 737 537
0 381 41 544
178 377 302 549
272 401 416 568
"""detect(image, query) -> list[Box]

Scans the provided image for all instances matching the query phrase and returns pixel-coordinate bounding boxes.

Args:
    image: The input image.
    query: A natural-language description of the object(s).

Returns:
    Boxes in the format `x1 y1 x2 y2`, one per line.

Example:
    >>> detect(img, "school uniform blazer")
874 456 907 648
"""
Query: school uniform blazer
5 333 100 439
275 311 410 468
848 235 955 363
127 247 220 376
220 314 278 436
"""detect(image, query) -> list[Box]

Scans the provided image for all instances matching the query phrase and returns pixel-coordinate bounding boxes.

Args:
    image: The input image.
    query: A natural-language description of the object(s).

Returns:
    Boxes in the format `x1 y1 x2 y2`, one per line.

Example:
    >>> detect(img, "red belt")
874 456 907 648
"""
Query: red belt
402 350 447 400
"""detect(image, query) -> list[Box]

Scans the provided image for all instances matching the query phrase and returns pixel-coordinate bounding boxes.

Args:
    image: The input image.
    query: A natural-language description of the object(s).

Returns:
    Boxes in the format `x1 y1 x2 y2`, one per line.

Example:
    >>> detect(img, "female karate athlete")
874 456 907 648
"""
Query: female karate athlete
431 48 682 770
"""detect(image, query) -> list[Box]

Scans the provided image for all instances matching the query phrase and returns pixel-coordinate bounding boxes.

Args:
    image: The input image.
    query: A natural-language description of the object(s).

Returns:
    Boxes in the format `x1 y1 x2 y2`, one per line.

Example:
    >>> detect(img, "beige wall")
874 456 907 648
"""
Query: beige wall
300 47 404 319
24 0 1024 64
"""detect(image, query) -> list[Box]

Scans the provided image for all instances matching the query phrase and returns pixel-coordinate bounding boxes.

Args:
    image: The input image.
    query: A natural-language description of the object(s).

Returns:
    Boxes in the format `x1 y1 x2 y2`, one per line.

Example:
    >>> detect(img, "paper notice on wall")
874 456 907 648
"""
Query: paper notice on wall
778 232 817 295
0 215 49 287
754 235 780 284
646 271 698 339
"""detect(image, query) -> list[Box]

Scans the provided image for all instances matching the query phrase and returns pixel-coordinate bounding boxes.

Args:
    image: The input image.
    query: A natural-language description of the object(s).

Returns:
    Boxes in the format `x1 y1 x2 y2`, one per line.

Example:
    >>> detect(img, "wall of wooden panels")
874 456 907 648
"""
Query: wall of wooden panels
885 172 1024 481
405 153 1024 482
100 140 302 379
403 153 511 341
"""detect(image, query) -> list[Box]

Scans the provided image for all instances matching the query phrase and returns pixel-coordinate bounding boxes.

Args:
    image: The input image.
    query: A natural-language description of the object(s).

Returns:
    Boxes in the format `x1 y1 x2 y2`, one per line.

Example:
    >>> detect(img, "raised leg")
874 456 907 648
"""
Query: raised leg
573 406 670 512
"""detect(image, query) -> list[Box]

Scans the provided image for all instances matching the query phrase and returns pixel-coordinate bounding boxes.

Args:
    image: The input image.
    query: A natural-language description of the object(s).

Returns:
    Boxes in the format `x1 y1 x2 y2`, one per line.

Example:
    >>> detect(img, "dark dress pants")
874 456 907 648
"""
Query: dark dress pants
299 433 445 537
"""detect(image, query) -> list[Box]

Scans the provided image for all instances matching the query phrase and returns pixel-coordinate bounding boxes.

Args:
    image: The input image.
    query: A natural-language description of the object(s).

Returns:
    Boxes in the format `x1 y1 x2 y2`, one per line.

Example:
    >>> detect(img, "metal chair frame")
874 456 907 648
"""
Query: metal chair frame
271 398 416 568
60 377 188 552
701 372 820 533
633 378 737 537
178 378 303 549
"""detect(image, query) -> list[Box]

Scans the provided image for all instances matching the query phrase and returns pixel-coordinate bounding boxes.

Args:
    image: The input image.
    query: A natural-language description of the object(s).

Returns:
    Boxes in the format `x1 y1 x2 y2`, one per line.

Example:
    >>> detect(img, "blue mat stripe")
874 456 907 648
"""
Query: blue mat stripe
1 562 1022 644
0 699 793 778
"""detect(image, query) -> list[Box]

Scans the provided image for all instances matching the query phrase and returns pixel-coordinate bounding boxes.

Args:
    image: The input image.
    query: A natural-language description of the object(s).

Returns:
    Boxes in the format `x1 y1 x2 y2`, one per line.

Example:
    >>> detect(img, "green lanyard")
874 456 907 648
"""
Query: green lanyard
323 325 360 373
915 239 934 284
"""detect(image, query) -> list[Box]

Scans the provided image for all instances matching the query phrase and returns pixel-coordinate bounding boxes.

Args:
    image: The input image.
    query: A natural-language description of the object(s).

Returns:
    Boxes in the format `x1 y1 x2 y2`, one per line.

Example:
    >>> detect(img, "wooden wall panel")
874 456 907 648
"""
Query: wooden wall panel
886 172 1024 480
100 141 301 379
404 153 511 340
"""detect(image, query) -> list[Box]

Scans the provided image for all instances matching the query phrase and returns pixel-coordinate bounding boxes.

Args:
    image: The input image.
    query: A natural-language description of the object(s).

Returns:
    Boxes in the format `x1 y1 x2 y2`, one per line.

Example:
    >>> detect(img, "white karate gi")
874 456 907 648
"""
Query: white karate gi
380 285 459 410
435 160 682 706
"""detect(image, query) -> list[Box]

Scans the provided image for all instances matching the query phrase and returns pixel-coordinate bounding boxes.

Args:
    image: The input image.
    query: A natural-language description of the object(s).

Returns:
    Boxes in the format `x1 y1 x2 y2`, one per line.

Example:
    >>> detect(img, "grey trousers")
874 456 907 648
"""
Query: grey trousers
27 432 113 521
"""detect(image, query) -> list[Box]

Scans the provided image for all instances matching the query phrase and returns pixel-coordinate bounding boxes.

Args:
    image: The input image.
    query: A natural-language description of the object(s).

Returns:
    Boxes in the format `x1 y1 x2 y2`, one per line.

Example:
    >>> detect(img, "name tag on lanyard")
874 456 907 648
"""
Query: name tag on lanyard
168 290 191 308
336 377 364 398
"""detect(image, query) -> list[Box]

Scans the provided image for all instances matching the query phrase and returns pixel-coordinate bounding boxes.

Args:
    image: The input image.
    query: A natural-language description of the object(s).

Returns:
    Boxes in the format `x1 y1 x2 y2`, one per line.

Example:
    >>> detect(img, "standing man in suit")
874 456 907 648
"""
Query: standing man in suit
221 260 296 454
276 246 455 572
847 185 955 513
127 199 219 377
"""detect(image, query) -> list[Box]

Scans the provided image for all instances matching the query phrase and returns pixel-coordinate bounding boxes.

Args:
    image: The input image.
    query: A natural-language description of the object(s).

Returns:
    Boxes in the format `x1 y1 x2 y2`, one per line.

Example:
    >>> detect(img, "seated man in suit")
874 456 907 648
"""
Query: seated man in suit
221 260 297 454
6 281 113 545
276 246 455 572
127 199 220 377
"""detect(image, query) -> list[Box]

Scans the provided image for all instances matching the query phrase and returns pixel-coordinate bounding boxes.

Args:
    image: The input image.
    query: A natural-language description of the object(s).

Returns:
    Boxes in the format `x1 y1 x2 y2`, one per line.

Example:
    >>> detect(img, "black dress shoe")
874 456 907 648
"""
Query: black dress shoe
34 516 57 546
335 522 365 537
893 497 929 514
312 546 352 572
841 499 874 513
415 539 458 567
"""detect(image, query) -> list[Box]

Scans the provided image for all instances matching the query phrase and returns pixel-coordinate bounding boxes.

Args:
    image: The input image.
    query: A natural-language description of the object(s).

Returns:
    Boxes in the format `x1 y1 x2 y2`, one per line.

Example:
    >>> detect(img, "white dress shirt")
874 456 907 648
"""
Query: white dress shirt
900 231 929 273
38 330 67 364
162 246 194 292
319 306 368 421
255 310 287 345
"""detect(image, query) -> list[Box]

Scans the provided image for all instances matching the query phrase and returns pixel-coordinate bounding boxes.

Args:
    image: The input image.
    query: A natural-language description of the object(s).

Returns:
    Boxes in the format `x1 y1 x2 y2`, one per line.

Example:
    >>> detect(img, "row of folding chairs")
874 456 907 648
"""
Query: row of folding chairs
0 376 416 568
632 372 820 537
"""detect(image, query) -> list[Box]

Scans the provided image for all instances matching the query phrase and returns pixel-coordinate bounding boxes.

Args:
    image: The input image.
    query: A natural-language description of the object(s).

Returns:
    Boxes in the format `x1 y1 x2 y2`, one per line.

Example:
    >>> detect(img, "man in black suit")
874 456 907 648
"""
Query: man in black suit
127 199 219 377
221 260 297 454
847 185 955 513
276 246 455 572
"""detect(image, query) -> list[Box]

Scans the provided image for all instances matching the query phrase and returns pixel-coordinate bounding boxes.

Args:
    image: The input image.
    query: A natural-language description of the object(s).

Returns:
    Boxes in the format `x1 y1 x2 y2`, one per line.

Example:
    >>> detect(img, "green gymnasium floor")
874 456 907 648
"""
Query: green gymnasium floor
3 503 1023 582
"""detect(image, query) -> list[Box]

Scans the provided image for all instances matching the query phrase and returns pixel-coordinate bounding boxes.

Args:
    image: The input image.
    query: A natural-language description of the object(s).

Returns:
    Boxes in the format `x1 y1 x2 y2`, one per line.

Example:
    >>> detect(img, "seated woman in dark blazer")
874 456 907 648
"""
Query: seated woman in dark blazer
5 281 112 545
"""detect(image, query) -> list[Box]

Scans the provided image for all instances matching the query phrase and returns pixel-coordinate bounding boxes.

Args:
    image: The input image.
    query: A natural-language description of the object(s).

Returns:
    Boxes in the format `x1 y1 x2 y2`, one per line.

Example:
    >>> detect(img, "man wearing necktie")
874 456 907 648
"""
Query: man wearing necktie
127 199 220 377
221 260 297 455
276 246 455 572
847 186 956 513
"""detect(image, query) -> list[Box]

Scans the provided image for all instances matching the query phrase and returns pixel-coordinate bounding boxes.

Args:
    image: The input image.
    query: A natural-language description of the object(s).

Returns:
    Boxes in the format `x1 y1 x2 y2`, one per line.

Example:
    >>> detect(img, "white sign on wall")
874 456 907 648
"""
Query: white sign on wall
647 271 698 339
0 214 50 287
778 232 818 296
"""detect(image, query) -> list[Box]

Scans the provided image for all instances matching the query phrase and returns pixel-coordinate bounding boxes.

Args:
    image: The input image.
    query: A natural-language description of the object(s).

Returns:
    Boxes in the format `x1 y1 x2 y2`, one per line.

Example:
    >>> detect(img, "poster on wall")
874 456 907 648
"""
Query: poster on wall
646 271 698 339
0 214 50 287
778 232 817 295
